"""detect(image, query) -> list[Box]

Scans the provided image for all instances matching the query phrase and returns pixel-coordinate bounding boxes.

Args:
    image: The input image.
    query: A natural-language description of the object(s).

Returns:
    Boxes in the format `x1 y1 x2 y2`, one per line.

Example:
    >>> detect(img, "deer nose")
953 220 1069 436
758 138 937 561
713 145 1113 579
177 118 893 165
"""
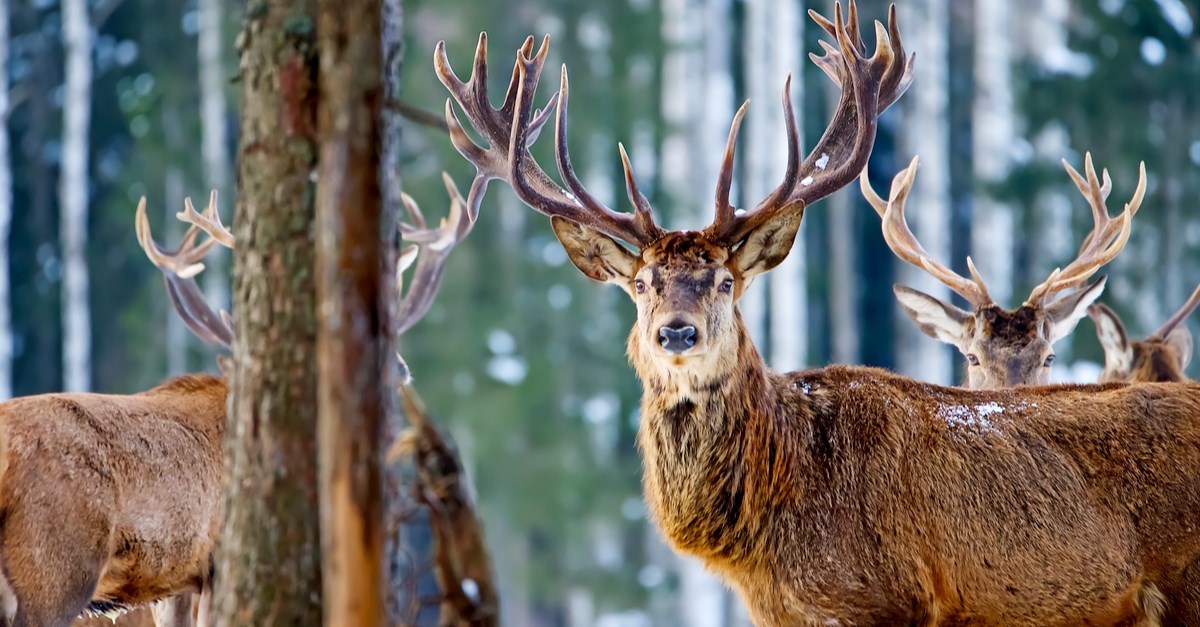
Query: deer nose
658 323 697 354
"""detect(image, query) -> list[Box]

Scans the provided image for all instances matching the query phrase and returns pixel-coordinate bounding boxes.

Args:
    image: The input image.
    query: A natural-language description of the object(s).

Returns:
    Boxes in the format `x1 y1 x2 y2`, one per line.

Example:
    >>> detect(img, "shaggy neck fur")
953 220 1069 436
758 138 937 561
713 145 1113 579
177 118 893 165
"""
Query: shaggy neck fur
629 310 803 568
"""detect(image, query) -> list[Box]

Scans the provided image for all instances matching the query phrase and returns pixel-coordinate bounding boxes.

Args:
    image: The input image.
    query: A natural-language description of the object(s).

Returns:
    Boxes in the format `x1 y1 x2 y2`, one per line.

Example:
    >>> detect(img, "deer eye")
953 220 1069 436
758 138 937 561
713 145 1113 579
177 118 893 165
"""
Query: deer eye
719 278 734 294
633 279 646 294
967 354 981 366
1043 354 1056 367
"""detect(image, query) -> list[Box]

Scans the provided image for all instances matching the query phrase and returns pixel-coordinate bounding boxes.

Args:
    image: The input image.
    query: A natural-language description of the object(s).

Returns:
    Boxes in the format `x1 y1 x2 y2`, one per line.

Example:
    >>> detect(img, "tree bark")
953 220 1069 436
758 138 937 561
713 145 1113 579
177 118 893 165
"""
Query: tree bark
0 0 11 399
212 1 323 623
315 0 386 623
971 0 1015 305
894 0 953 384
198 0 232 311
60 0 92 392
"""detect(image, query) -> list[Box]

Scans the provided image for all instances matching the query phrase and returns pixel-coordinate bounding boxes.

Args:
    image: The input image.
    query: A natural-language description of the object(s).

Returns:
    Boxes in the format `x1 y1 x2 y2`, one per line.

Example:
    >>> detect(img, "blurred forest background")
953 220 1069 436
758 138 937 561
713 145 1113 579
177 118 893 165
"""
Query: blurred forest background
2 0 1198 625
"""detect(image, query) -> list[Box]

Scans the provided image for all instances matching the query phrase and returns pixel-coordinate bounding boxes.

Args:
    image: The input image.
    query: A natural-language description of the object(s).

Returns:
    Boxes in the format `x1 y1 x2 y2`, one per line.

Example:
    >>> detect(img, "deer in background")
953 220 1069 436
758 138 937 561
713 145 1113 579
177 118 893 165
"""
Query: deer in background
438 2 1200 624
1090 283 1200 384
0 177 472 626
861 153 1145 388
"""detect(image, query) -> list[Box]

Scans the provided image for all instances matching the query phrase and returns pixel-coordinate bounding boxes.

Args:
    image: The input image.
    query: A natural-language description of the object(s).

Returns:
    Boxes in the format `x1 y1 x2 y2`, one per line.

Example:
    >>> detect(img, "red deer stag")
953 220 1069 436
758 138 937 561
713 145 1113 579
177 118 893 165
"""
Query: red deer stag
1090 283 1200 384
861 153 1145 389
437 3 1200 624
0 179 471 627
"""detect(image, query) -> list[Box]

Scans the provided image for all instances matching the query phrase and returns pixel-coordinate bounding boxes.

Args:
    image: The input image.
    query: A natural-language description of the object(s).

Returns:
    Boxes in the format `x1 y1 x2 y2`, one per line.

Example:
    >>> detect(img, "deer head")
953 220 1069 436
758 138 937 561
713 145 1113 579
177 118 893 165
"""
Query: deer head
862 153 1146 388
436 1 911 387
1088 283 1200 383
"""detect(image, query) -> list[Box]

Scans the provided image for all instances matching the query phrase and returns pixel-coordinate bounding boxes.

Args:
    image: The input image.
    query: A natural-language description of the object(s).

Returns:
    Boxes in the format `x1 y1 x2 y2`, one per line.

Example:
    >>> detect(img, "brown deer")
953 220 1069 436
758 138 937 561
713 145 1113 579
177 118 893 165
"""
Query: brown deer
1089 284 1200 384
437 3 1200 624
861 153 1145 389
0 180 471 626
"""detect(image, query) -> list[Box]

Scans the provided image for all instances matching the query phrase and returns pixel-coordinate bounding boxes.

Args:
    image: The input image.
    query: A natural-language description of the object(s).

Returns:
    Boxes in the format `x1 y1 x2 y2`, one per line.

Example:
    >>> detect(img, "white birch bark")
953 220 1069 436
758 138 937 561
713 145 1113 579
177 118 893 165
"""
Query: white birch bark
894 0 952 384
60 0 92 392
661 0 736 623
0 0 12 398
746 0 804 372
971 0 1015 305
199 0 231 310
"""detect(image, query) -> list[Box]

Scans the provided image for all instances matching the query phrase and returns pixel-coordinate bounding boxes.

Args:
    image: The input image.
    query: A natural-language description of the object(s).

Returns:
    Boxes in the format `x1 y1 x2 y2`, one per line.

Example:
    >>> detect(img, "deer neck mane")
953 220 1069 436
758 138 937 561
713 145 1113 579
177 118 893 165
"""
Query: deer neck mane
628 310 803 565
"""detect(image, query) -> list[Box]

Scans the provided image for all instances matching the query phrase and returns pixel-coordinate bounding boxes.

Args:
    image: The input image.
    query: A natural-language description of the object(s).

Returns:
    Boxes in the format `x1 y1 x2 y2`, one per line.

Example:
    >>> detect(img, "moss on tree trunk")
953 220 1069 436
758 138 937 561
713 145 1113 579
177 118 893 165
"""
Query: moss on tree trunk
212 0 323 624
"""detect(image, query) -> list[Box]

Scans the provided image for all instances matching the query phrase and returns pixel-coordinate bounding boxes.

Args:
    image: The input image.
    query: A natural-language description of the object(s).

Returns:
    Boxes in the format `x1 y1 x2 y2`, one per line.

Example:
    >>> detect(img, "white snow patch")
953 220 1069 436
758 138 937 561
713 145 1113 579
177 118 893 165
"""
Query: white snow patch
815 153 830 170
937 402 1007 433
800 176 814 186
734 207 748 216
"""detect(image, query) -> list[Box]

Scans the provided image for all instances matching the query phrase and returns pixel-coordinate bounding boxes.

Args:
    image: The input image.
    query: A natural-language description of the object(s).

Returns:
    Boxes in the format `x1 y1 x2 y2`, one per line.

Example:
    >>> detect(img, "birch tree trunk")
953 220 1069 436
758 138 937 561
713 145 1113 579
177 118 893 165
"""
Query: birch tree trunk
213 0 323 622
198 0 231 311
0 0 11 399
746 0 804 372
971 0 1014 305
60 0 91 392
316 0 386 622
826 67 858 363
894 0 953 384
660 0 736 623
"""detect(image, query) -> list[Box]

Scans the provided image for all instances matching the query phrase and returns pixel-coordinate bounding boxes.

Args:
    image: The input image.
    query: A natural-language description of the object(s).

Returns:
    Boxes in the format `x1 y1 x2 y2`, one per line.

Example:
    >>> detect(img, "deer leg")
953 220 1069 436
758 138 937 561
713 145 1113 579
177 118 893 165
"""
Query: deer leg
150 594 196 627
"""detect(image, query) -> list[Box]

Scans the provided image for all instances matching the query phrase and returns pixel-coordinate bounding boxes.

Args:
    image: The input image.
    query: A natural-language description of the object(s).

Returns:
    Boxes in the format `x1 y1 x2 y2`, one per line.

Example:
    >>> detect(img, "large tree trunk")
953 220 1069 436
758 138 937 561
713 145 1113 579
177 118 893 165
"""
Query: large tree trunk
198 0 232 311
315 0 386 622
0 0 11 399
894 0 953 384
971 0 1014 306
59 0 91 392
212 1 323 623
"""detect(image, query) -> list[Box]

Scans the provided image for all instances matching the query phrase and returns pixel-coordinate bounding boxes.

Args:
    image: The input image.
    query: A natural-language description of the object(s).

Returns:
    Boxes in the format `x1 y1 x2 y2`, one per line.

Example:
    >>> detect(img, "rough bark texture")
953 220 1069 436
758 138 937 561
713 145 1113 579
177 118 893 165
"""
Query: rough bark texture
60 0 91 392
212 1 323 624
894 0 953 384
0 0 11 399
315 0 386 623
378 0 418 621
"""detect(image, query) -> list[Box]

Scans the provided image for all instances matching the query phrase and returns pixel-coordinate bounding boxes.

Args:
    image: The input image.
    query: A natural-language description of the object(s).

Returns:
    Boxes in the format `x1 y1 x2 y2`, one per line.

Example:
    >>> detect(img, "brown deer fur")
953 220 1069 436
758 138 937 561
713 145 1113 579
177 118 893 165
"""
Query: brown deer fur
0 375 225 627
554 218 1200 626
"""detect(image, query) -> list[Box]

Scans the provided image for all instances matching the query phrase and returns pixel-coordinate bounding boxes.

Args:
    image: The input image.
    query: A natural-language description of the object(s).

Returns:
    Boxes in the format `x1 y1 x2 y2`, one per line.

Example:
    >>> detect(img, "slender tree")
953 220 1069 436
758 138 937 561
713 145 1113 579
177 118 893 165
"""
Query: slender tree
198 0 231 310
60 0 92 392
316 0 386 622
894 0 953 384
971 0 1015 305
212 0 323 623
0 0 11 399
826 90 859 365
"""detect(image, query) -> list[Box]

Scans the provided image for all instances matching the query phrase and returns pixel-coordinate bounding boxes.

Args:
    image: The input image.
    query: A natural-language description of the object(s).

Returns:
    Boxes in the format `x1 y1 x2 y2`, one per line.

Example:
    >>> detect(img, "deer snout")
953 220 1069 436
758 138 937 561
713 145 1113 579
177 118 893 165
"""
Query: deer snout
659 323 698 354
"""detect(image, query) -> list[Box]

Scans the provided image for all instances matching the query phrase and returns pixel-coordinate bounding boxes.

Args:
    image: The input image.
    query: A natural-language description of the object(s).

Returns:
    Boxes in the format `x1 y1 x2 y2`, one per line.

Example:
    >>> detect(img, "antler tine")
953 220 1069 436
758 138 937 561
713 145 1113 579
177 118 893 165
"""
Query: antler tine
176 190 235 249
1150 282 1200 341
713 101 750 225
869 157 992 307
395 173 474 336
438 33 662 248
1026 155 1145 305
706 1 912 245
135 194 234 350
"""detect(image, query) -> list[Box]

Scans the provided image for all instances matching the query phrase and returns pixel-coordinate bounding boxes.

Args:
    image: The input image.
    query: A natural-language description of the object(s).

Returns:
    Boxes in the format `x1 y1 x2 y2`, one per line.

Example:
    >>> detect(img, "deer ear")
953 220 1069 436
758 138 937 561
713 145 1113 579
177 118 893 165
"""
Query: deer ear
1165 324 1194 371
1089 302 1133 373
733 205 804 280
893 285 972 346
550 216 638 285
1045 277 1107 343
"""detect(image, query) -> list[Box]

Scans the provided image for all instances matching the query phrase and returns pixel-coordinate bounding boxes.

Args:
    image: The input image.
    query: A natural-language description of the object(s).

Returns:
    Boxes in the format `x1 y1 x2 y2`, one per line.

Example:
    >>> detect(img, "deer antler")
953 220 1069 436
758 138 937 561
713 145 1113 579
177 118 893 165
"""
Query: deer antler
135 191 234 349
436 34 664 247
861 157 993 308
1025 153 1145 306
1150 282 1200 341
704 0 913 245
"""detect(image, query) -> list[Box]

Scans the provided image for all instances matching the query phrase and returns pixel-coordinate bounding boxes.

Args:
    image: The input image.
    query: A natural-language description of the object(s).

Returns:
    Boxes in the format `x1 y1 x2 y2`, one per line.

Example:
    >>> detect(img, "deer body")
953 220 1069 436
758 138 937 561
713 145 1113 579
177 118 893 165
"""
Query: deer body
635 312 1200 625
0 375 225 627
